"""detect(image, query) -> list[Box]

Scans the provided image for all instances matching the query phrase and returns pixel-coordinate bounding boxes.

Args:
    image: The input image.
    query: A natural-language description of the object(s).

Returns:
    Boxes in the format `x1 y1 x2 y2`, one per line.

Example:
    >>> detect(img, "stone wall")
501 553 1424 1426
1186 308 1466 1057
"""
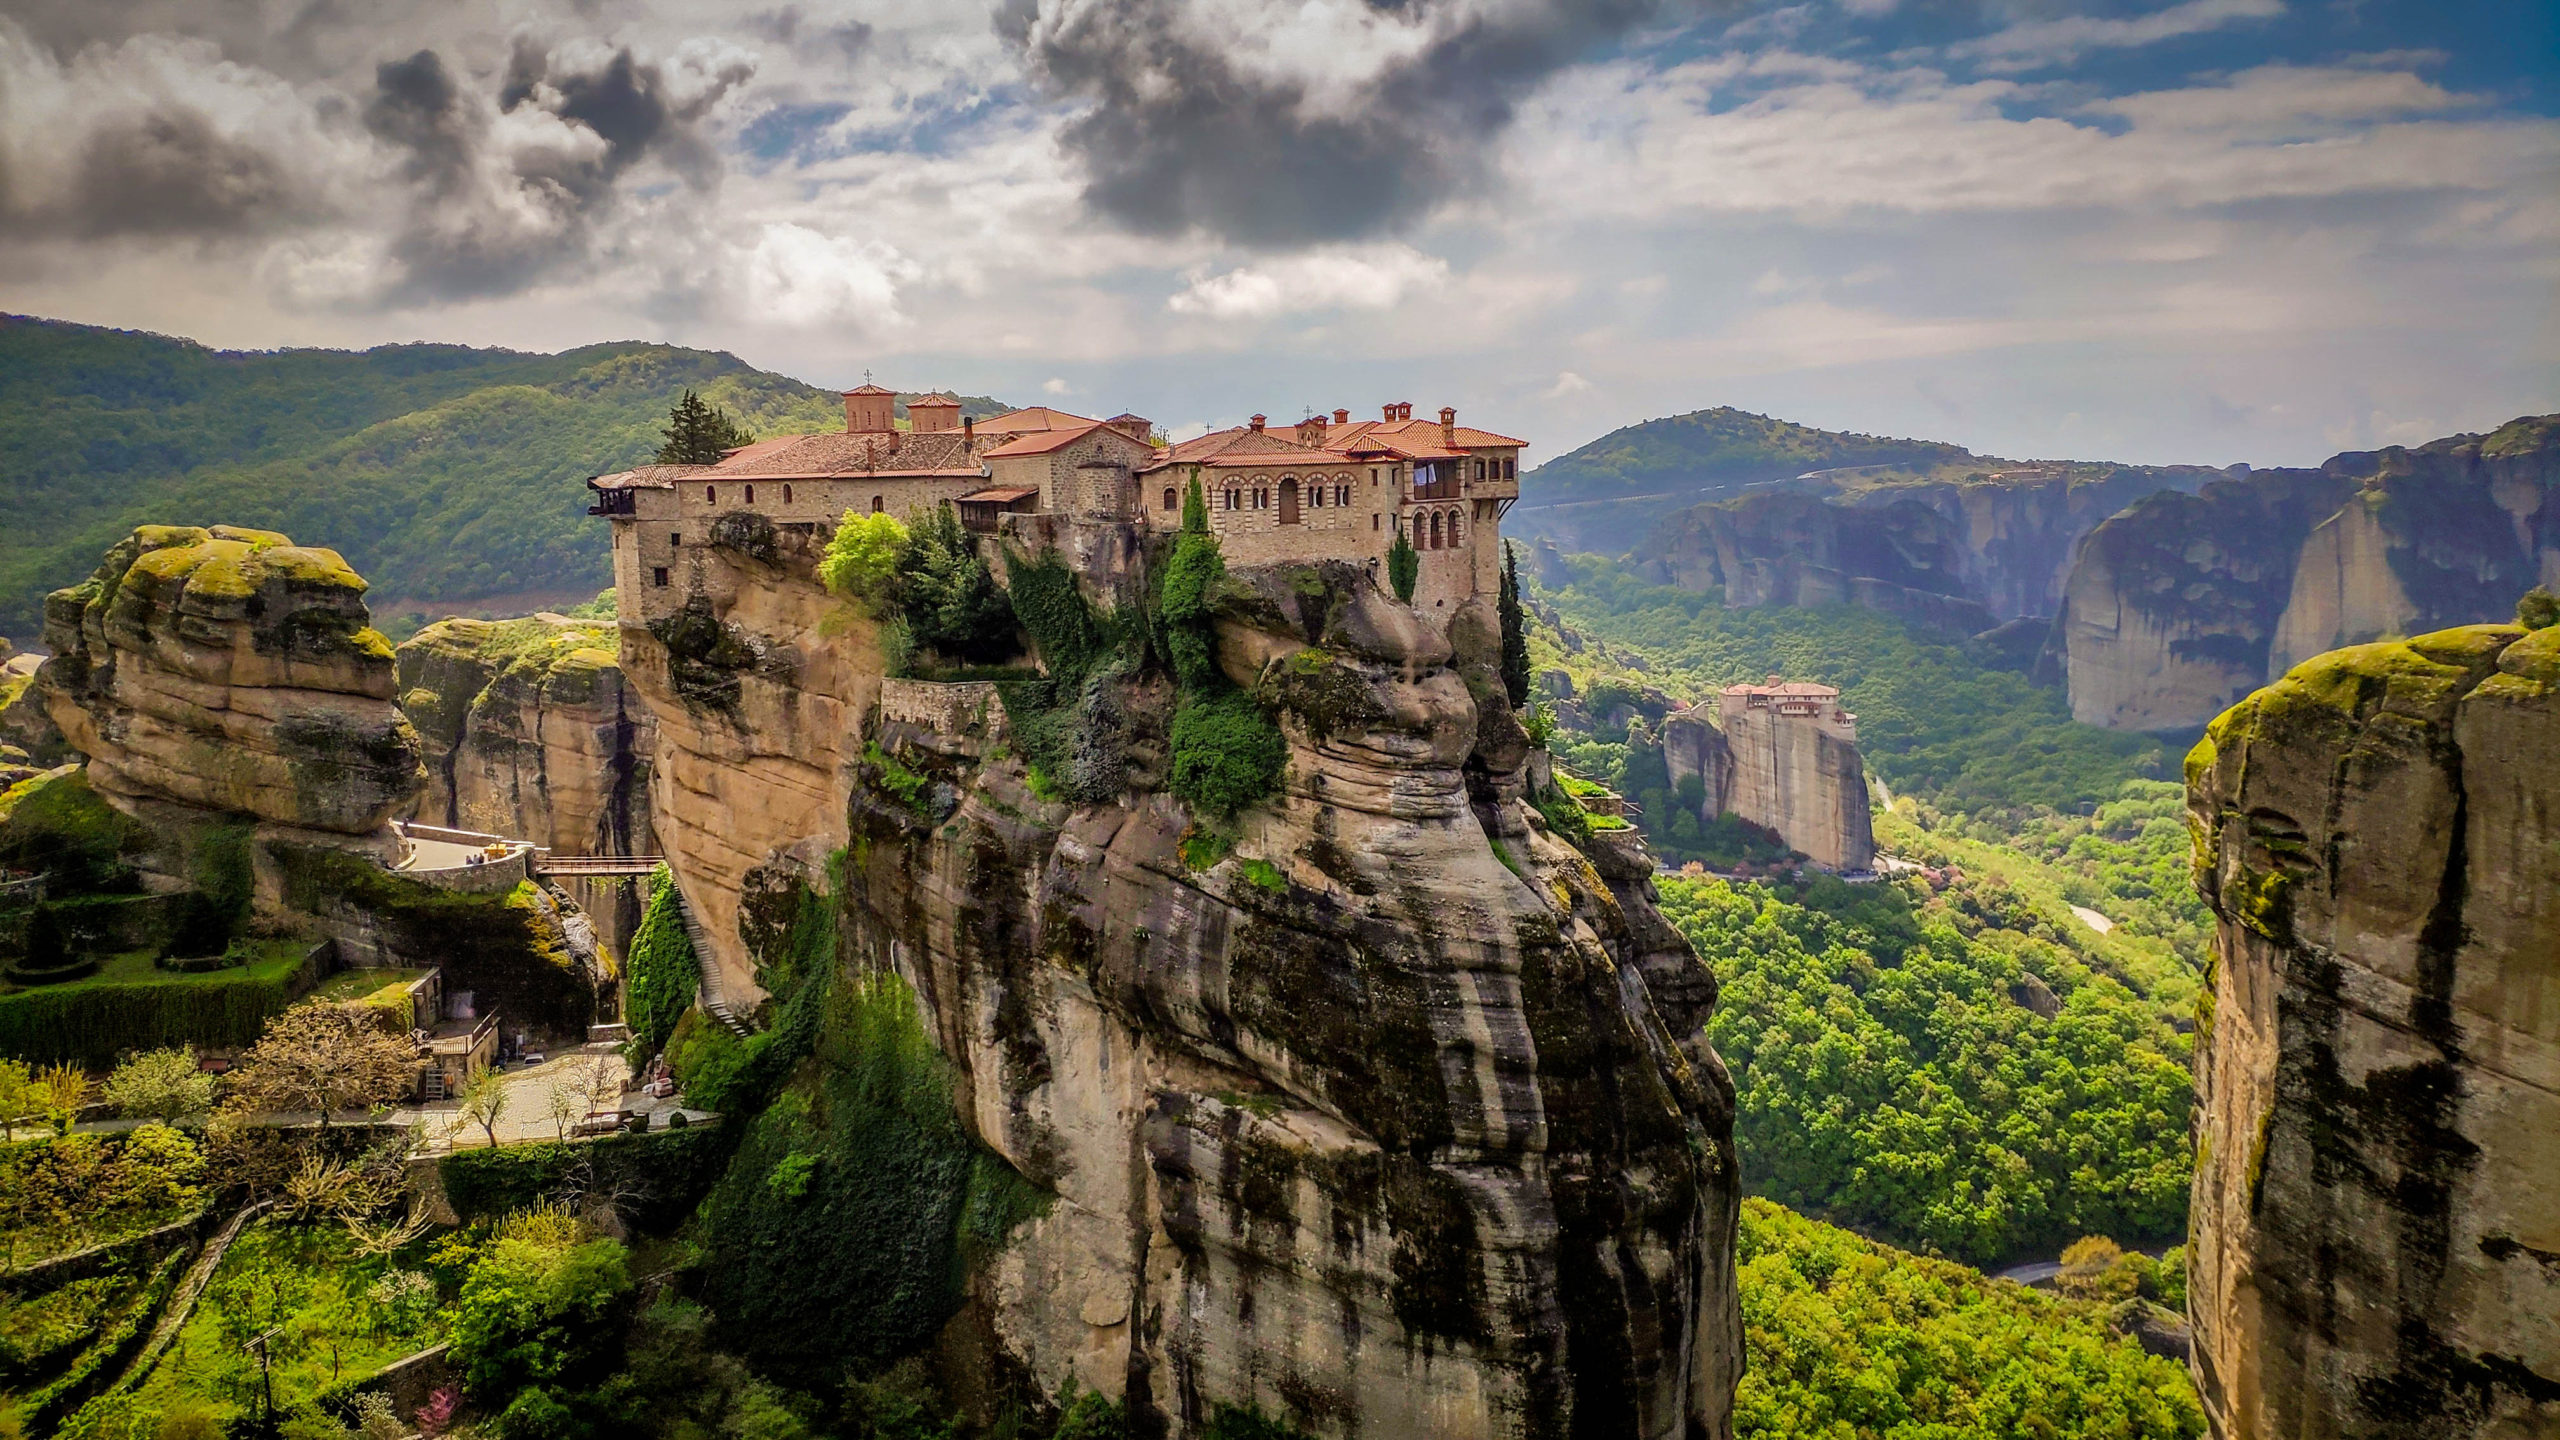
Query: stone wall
2186 618 2560 1438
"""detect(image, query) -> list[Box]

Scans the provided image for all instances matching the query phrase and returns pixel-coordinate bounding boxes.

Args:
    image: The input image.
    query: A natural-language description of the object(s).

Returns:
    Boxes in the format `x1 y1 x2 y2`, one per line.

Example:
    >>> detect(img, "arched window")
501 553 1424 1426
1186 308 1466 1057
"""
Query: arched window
1429 512 1443 549
783 484 793 504
705 485 716 504
1336 482 1350 507
1505 458 1516 479
1446 508 1461 545
871 495 884 514
1413 515 1427 546
1225 489 1238 511
1308 483 1322 508
745 484 755 504
1163 487 1178 512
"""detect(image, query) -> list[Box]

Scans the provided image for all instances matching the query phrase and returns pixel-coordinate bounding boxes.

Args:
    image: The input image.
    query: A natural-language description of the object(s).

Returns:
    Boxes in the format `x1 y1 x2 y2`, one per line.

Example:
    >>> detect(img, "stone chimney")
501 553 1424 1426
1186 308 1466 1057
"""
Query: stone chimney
1397 401 1413 421
908 393 962 433
1382 402 1398 421
1333 408 1350 424
1249 414 1266 433
844 384 897 434
1440 406 1457 447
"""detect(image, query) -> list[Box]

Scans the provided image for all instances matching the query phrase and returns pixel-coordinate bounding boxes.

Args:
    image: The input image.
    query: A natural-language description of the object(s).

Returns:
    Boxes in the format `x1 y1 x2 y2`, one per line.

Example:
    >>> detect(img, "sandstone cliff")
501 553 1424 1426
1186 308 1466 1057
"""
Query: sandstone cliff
1628 464 2217 635
624 520 1743 1437
2186 615 2560 1437
36 525 425 846
2062 415 2559 732
397 615 656 948
1658 698 1874 871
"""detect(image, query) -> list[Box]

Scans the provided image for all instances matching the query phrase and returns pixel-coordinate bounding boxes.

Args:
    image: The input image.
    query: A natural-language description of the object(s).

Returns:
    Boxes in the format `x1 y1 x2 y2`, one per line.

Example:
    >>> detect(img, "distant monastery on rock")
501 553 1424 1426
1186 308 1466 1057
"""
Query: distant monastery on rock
589 387 1524 624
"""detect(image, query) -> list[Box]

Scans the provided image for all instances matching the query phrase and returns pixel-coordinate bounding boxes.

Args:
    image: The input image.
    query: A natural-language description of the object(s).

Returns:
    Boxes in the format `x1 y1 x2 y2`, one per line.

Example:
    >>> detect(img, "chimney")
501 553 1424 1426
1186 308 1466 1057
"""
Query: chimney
1440 406 1457 447
1382 402 1397 421
1398 401 1413 421
964 414 975 442
1333 408 1350 425
1249 414 1266 432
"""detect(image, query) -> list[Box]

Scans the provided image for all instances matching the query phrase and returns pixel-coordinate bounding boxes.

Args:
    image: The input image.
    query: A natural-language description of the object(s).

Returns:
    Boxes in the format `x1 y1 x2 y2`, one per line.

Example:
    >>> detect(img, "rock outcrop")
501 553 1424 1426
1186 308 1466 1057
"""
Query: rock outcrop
396 615 656 948
2061 416 2559 732
624 522 1743 1436
1657 684 1874 871
2185 615 2560 1438
35 525 425 845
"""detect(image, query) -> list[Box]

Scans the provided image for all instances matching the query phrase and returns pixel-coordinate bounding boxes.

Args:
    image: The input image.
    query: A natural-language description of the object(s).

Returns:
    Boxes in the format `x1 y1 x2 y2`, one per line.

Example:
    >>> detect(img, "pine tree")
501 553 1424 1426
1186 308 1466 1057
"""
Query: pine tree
657 389 753 465
1499 541 1531 707
1386 521 1419 604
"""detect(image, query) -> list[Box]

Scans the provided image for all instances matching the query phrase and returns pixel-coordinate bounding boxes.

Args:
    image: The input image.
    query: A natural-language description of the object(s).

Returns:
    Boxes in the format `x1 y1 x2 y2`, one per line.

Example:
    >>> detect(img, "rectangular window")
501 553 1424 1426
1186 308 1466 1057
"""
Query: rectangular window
652 567 669 588
669 533 681 546
1371 514 1380 531
1506 458 1516 479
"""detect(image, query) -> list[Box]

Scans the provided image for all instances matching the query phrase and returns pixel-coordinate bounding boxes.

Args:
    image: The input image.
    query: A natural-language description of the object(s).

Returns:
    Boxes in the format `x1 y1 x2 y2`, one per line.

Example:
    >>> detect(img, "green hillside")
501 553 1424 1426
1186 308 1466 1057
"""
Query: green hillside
0 316 1002 641
1514 407 1983 552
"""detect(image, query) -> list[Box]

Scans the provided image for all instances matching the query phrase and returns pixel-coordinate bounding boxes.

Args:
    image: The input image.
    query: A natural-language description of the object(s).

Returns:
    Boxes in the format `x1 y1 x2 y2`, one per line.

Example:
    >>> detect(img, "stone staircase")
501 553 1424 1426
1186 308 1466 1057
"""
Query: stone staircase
672 888 752 1036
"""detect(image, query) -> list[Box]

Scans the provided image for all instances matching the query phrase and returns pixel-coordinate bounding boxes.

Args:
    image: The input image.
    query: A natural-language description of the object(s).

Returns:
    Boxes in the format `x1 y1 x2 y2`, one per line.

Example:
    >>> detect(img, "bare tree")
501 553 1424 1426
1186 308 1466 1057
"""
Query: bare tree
454 1066 508 1149
225 1006 415 1130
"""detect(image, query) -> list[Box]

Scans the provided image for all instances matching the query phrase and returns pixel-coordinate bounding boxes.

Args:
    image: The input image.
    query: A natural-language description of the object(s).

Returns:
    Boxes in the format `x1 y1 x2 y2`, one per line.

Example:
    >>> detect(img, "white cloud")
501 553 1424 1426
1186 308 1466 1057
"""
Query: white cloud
1544 370 1594 398
1953 0 2285 70
733 223 907 332
1042 376 1073 395
1167 245 1451 319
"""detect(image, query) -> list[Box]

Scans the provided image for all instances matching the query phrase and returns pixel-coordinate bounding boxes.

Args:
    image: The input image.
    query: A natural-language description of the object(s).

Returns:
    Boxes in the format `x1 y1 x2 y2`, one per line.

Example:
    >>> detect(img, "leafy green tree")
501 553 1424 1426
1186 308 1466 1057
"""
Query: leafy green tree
103 1046 216 1122
656 390 753 465
819 511 911 614
450 1231 634 1399
1160 476 1226 692
1169 691 1288 819
898 504 1015 663
1733 1197 2204 1438
1498 542 1531 707
1386 522 1418 603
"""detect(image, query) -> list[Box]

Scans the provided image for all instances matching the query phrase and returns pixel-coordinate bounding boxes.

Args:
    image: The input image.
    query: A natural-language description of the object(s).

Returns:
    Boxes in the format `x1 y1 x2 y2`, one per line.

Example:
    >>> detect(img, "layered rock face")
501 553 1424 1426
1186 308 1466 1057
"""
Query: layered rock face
620 517 889 1003
36 525 424 843
1628 465 2217 635
2186 618 2560 1438
627 526 1743 1436
2062 416 2558 732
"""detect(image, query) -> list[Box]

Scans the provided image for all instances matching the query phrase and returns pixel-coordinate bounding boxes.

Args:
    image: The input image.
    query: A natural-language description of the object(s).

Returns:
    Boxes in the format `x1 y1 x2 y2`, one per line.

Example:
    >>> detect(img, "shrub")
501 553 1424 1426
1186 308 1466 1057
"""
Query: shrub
819 511 910 614
449 1232 634 1399
102 1047 215 1123
1169 691 1286 819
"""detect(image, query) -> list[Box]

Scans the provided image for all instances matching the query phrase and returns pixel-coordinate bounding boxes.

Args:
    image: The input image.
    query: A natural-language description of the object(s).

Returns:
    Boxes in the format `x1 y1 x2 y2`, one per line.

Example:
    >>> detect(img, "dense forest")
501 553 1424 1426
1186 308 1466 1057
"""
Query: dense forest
0 317 1006 640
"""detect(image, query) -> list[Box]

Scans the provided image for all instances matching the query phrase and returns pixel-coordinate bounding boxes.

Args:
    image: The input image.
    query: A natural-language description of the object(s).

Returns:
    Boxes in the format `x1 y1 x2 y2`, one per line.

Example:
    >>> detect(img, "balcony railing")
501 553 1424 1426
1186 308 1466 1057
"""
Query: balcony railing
587 488 637 517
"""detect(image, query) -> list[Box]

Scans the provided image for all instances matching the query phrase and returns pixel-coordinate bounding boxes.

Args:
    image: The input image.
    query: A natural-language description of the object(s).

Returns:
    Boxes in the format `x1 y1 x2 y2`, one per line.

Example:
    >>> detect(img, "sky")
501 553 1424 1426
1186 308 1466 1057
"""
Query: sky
0 0 2553 467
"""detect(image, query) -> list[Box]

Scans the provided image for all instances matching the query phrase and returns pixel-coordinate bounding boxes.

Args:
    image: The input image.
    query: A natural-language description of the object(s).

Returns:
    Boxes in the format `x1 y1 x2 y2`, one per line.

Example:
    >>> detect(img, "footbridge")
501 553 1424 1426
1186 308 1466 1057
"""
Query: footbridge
534 853 666 878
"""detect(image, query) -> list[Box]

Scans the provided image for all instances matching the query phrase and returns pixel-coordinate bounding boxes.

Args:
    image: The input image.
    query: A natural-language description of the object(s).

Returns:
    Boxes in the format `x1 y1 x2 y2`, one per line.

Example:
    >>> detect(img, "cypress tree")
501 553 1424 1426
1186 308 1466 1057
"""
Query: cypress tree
1386 522 1419 604
1499 541 1531 707
657 389 754 464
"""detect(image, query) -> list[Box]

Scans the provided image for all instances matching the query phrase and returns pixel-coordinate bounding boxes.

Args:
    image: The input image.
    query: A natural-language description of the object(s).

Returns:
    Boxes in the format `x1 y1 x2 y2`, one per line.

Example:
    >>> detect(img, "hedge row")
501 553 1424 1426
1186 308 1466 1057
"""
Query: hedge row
0 946 325 1067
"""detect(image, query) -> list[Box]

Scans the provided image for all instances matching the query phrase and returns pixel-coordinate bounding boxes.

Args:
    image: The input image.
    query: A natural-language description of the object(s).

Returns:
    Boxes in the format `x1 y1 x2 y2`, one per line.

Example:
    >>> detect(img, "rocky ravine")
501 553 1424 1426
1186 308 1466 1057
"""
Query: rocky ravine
623 524 1744 1437
2186 611 2560 1437
397 614 657 949
2062 415 2559 733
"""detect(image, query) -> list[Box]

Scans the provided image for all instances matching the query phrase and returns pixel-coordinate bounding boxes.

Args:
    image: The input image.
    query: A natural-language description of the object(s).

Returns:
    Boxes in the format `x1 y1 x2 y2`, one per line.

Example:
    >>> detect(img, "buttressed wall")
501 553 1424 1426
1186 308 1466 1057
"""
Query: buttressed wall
2185 617 2560 1438
37 525 424 843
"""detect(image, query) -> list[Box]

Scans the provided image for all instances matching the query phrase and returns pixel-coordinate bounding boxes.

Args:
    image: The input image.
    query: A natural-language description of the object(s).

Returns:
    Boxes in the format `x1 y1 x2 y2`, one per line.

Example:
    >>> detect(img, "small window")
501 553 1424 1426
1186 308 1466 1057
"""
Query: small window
745 484 755 504
1225 489 1238 511
1447 510 1461 544
783 484 793 504
1163 487 1178 511
1336 484 1349 507
705 485 716 504
1372 514 1380 531
1370 468 1379 485
1505 458 1516 479
1309 485 1323 508
871 495 884 514
669 532 681 547
652 567 670 588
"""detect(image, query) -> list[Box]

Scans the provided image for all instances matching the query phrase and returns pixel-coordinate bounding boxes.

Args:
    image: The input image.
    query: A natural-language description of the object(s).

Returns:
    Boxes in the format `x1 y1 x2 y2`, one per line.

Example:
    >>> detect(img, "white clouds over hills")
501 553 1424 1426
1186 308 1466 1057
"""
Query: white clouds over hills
0 0 2549 470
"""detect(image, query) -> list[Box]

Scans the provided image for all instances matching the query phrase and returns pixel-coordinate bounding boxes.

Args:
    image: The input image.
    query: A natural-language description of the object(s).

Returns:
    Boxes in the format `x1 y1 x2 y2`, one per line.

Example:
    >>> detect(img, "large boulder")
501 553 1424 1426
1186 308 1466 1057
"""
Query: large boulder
37 525 424 837
2186 615 2560 1437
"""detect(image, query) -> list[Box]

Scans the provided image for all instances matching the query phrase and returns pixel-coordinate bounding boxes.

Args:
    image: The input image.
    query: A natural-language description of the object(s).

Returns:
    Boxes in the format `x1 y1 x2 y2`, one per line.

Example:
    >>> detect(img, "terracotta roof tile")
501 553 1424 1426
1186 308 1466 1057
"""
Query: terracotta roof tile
980 422 1111 458
705 429 987 479
959 486 1040 503
974 405 1101 435
588 464 703 490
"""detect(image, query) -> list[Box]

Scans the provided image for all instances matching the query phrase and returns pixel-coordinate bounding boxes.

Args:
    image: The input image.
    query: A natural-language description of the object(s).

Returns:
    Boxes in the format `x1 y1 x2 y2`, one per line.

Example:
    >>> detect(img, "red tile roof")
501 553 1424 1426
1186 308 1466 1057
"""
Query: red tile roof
974 405 1101 435
1141 426 1342 471
588 464 704 490
703 429 986 479
958 486 1041 503
980 422 1113 458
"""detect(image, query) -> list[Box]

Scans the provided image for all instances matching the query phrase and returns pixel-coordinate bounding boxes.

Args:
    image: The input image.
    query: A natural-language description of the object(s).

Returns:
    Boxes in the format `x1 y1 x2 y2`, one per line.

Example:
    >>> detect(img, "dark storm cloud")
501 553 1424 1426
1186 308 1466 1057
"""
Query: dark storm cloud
1001 0 1682 246
359 40 753 303
60 108 314 237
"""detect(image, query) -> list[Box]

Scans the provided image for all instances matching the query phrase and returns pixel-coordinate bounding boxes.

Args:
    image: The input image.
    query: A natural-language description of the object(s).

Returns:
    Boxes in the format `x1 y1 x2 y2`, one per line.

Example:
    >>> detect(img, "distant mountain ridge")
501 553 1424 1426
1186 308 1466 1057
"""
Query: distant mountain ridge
0 315 1004 641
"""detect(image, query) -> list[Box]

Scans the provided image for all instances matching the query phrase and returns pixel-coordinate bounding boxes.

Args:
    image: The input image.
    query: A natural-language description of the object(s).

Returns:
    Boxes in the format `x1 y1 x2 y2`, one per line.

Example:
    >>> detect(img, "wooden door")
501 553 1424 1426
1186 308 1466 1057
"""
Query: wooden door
1279 478 1300 524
